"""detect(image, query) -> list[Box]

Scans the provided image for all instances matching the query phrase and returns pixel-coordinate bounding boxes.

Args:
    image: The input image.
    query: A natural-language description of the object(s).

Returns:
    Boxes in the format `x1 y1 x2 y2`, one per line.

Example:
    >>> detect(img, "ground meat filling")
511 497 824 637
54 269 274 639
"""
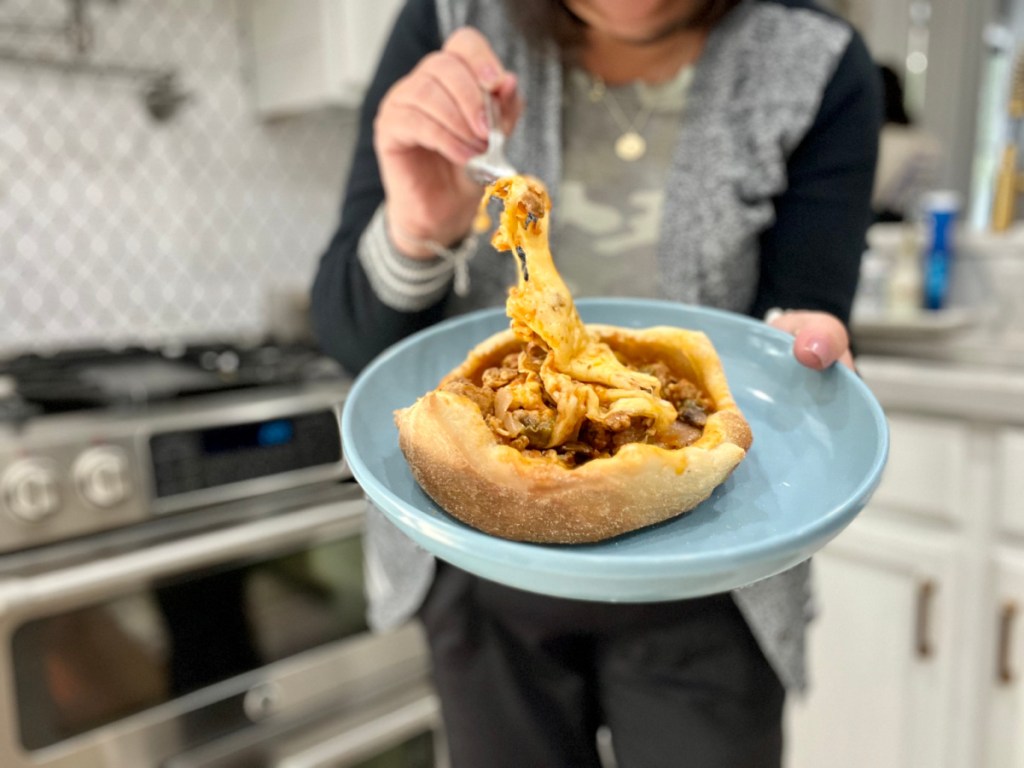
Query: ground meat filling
441 344 713 468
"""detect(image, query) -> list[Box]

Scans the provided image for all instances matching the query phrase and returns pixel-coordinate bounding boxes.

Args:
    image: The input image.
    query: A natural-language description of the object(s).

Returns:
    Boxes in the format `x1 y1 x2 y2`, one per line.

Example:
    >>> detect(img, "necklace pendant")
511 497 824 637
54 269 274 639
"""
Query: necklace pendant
615 131 646 161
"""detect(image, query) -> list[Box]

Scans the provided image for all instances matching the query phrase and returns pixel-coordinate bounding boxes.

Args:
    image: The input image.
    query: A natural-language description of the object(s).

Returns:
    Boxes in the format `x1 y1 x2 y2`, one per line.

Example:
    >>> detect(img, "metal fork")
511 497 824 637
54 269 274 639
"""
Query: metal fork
465 89 516 185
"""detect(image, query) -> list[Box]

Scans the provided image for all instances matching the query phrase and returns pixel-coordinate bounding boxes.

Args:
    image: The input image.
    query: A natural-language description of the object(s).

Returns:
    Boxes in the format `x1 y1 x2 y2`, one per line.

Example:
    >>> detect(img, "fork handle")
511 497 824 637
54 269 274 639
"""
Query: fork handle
483 88 502 137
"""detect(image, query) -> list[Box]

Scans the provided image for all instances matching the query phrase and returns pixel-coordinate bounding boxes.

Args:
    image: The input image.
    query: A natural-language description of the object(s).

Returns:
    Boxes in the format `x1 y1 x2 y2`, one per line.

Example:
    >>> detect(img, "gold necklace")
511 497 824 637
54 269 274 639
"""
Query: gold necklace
588 78 655 162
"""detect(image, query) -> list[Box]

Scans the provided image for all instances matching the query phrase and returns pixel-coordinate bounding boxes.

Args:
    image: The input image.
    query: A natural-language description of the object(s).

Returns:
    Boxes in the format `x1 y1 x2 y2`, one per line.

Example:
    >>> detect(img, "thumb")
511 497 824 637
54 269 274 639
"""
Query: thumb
768 310 853 371
792 326 845 370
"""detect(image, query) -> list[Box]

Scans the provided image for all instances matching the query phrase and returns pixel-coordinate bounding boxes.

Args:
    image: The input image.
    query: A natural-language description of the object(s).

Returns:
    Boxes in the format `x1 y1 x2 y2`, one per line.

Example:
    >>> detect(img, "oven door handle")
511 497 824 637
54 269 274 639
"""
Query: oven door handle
163 686 440 768
0 499 364 614
275 693 441 768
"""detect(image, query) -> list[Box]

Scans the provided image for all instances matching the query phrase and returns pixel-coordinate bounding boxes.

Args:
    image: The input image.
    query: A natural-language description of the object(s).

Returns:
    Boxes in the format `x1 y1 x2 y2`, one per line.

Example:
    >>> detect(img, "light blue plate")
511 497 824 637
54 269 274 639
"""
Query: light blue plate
342 299 889 602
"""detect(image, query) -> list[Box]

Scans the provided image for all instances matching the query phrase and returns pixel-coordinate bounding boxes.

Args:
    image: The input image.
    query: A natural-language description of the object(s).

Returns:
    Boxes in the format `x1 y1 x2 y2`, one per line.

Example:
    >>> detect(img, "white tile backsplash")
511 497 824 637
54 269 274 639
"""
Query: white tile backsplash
0 0 359 356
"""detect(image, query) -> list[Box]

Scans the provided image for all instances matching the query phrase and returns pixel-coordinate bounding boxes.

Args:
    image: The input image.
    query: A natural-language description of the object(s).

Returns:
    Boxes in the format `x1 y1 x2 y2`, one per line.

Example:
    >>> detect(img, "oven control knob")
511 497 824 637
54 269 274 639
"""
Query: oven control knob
73 447 131 508
1 460 61 524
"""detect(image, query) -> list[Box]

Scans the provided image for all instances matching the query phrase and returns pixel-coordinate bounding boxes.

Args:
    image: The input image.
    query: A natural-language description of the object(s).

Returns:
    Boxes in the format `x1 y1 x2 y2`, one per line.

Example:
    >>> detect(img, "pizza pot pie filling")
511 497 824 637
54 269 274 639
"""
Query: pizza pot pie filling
441 347 713 468
393 174 749 543
441 175 717 468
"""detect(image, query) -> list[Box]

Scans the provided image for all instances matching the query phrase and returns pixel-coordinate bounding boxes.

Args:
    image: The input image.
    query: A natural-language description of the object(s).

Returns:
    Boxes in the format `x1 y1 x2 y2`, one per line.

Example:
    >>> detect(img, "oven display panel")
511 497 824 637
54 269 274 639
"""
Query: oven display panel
149 410 342 497
11 535 368 751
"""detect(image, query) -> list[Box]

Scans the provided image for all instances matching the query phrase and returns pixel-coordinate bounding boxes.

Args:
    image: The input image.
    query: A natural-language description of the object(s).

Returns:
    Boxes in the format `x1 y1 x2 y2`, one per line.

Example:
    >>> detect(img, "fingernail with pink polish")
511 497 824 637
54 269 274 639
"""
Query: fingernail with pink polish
805 339 829 368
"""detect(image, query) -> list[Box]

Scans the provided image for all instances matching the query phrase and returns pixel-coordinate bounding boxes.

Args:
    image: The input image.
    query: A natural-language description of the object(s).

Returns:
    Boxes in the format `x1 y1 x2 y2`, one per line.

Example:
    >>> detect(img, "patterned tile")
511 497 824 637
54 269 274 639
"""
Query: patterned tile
0 0 360 355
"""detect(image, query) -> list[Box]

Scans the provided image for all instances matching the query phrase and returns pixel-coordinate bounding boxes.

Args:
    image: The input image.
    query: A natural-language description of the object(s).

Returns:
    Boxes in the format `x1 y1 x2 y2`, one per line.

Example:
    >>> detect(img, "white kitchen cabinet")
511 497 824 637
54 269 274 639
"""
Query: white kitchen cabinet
984 549 1024 768
785 359 1024 768
997 429 1024 538
245 0 404 118
785 520 963 768
867 413 970 526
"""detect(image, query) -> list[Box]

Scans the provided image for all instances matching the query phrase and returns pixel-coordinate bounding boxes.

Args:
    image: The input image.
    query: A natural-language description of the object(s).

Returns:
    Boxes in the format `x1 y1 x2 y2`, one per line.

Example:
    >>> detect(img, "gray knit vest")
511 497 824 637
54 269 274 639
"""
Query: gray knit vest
364 0 851 692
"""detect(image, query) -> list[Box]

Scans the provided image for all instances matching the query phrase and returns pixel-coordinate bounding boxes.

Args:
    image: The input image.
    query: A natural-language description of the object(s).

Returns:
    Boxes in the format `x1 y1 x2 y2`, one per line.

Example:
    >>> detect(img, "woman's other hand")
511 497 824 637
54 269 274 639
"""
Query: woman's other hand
374 27 521 258
767 310 855 371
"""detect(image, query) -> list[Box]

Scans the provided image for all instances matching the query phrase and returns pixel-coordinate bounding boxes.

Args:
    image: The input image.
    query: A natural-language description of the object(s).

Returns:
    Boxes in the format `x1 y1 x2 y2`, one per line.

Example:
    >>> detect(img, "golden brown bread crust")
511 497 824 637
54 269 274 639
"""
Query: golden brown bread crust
394 325 751 544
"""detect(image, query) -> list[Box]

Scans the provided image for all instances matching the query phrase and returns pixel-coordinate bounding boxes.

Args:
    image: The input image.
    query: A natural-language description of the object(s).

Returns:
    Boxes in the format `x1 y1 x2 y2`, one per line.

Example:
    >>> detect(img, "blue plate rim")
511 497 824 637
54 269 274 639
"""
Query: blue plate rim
342 298 889 577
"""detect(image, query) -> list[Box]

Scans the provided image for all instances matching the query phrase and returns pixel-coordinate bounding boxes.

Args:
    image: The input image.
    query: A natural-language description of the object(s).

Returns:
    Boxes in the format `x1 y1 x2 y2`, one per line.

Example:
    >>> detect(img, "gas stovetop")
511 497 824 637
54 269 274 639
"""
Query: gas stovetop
0 341 352 553
0 342 347 421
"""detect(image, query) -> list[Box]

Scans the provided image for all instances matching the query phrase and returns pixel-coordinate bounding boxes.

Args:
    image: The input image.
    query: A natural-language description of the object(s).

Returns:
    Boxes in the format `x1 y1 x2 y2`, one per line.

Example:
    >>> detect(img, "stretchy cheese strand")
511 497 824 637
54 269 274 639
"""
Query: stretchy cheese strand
481 176 678 447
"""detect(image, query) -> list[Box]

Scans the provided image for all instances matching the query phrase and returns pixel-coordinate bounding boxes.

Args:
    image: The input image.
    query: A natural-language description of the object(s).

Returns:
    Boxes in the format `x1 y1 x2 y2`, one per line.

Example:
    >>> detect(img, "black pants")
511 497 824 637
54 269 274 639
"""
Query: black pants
418 563 784 768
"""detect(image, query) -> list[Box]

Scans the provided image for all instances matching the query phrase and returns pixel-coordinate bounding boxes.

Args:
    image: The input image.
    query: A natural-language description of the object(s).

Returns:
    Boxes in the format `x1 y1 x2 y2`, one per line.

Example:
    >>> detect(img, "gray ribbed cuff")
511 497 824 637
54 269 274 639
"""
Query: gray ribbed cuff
358 205 455 312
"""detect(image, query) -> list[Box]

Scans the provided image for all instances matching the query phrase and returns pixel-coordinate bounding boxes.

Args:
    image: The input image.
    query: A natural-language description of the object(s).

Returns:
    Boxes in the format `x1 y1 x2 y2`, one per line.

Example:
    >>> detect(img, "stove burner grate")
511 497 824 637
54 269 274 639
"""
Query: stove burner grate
0 343 345 416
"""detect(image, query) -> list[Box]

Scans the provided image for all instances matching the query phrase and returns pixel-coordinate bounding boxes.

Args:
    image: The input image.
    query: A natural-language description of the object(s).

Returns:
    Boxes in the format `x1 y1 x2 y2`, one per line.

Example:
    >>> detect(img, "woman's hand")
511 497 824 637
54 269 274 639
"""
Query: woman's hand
374 27 521 258
767 310 855 371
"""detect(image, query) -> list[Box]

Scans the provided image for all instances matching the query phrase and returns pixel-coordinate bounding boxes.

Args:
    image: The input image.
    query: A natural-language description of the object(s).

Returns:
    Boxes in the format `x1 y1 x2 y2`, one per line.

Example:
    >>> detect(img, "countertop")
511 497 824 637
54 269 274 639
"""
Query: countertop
857 354 1024 424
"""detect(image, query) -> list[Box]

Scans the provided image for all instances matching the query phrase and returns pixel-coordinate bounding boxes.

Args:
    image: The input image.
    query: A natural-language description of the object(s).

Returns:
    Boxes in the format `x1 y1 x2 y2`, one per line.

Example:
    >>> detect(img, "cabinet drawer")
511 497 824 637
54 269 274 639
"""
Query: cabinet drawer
870 414 968 525
998 429 1024 538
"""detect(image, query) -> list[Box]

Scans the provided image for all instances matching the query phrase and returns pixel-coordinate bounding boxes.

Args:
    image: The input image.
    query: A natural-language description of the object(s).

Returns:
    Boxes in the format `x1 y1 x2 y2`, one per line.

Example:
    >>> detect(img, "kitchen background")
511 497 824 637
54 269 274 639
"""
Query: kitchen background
3 1 1024 768
0 0 1020 360
0 0 369 355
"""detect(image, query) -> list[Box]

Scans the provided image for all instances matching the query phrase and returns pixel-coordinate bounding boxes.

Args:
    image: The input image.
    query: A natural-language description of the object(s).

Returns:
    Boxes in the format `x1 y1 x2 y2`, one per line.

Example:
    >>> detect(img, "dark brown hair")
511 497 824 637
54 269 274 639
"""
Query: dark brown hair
504 0 742 57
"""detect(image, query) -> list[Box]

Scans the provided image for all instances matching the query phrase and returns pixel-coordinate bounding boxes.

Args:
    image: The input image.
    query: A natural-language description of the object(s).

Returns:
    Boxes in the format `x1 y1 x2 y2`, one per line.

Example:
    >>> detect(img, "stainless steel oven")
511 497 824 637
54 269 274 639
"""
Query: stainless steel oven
0 482 441 768
0 345 442 768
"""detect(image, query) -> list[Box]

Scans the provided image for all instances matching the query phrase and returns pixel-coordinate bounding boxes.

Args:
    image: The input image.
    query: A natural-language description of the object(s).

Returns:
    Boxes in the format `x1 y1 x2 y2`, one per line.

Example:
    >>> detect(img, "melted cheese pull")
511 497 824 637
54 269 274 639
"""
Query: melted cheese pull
480 176 678 449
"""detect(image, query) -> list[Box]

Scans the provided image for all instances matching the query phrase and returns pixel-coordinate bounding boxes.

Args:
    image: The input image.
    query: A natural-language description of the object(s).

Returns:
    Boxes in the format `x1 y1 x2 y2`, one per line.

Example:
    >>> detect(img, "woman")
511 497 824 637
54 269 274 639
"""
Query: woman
312 1 880 765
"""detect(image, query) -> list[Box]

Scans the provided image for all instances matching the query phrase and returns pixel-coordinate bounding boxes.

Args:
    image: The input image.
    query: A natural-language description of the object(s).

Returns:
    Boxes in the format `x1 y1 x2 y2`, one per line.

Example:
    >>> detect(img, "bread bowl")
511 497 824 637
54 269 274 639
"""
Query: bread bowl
394 176 751 544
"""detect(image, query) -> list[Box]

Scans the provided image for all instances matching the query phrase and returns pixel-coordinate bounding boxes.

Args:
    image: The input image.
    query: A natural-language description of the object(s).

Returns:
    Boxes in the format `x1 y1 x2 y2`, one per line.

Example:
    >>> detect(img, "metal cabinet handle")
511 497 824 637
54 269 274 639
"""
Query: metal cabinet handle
915 579 936 659
997 601 1018 686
